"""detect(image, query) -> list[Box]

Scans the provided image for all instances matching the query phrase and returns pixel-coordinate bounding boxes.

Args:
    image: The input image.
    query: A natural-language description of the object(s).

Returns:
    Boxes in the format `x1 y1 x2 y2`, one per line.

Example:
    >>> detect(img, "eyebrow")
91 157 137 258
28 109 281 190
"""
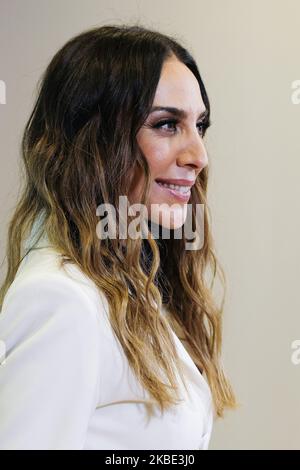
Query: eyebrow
149 106 209 120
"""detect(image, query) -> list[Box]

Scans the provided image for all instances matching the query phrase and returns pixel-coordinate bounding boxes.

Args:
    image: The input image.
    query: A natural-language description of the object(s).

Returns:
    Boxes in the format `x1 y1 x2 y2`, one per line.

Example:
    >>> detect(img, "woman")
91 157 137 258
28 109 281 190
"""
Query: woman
0 24 236 450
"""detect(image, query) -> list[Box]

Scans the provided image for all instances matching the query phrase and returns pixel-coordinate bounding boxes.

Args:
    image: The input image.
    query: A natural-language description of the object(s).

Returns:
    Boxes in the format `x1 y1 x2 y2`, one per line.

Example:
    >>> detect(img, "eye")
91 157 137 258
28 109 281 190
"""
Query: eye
152 119 179 133
197 121 208 137
152 119 208 136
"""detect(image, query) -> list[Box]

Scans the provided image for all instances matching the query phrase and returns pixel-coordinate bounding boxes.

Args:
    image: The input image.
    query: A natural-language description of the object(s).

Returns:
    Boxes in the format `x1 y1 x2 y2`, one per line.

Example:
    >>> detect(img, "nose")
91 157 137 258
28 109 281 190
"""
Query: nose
176 131 208 172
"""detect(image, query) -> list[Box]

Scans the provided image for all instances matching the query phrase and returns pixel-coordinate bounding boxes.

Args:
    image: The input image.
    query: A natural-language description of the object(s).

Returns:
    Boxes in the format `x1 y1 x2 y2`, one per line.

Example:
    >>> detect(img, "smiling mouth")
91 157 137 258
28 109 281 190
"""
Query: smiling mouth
154 180 192 202
155 181 191 194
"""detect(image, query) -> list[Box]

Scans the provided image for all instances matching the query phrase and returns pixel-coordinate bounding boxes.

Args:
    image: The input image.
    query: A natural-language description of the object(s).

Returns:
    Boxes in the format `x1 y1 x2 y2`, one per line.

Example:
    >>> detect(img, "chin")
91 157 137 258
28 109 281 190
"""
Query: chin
148 205 188 234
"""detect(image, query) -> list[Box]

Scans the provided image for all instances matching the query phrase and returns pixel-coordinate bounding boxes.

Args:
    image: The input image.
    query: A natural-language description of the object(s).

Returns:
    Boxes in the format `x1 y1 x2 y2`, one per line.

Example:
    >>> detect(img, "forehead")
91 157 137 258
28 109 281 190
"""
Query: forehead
153 57 205 113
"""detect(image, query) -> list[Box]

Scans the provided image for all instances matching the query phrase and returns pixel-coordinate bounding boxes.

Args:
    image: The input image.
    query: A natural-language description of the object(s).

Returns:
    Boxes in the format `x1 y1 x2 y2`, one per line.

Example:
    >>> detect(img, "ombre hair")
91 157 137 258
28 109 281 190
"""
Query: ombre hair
0 24 237 417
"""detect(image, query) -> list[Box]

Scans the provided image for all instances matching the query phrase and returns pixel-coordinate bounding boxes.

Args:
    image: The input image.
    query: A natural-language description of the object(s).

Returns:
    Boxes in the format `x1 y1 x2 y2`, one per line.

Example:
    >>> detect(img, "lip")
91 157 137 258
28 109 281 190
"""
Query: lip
155 178 195 187
154 180 191 202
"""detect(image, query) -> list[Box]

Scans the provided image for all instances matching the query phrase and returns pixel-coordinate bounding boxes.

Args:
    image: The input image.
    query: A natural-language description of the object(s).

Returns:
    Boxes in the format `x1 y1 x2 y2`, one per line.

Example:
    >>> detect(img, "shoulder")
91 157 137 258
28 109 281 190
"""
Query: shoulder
0 248 109 449
0 247 110 351
11 245 107 304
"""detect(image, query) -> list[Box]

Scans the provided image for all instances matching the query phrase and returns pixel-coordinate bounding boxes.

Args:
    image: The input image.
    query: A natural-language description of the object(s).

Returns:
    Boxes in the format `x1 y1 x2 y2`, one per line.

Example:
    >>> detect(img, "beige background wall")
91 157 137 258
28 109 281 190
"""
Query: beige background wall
0 0 299 449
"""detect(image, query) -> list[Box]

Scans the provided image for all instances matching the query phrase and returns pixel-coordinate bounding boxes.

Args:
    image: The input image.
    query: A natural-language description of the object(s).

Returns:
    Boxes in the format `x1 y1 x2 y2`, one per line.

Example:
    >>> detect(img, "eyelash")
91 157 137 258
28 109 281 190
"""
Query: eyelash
152 119 209 136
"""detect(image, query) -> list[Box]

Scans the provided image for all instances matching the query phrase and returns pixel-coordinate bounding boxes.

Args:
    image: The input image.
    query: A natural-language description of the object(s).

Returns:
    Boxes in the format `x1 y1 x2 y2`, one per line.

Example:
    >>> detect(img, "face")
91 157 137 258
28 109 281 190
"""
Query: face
130 55 209 232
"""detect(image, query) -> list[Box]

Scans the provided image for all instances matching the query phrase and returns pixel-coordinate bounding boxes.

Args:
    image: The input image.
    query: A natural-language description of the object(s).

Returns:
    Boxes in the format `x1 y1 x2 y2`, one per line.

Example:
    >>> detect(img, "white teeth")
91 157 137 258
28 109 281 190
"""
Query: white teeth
156 181 190 194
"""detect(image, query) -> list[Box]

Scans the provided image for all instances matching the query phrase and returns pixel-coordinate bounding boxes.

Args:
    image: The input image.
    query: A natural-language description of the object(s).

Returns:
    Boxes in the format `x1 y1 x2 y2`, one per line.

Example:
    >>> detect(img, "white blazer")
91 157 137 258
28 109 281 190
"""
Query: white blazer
0 226 214 450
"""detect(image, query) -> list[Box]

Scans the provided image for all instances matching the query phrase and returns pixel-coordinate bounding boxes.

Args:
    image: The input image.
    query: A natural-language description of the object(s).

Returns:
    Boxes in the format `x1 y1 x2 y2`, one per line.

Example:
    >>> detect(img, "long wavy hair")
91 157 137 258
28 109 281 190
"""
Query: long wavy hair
0 23 237 417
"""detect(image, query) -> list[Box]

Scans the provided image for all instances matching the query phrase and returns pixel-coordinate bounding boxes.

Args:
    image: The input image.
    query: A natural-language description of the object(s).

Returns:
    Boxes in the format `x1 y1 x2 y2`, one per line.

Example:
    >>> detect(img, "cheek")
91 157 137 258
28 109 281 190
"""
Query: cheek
136 127 174 175
131 133 174 203
142 141 173 176
128 166 144 204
